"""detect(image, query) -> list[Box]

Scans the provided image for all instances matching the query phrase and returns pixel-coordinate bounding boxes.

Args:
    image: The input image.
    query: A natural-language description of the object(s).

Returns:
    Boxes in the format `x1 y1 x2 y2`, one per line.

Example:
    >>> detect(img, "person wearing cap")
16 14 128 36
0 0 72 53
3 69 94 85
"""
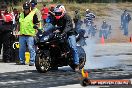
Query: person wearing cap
0 4 14 62
16 2 39 66
121 10 131 36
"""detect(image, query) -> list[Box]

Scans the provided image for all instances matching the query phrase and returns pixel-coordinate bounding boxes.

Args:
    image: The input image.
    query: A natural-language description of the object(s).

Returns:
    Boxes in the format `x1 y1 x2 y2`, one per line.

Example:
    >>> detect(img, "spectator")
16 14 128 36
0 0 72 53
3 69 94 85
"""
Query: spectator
84 9 95 27
42 4 56 32
84 9 96 37
47 4 55 24
17 2 39 66
73 9 81 32
41 4 49 24
99 20 109 39
30 0 42 30
121 10 131 36
0 4 14 62
12 8 19 30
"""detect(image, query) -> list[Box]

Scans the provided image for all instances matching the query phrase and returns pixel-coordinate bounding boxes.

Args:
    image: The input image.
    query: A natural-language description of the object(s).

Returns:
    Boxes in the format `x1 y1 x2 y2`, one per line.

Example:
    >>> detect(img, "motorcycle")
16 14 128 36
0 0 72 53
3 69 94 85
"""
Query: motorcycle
35 25 86 73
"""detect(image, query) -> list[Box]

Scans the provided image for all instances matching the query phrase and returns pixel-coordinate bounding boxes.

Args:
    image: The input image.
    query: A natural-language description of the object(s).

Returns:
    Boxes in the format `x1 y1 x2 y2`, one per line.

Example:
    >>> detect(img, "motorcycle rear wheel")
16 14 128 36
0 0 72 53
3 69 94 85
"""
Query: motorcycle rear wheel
69 46 86 70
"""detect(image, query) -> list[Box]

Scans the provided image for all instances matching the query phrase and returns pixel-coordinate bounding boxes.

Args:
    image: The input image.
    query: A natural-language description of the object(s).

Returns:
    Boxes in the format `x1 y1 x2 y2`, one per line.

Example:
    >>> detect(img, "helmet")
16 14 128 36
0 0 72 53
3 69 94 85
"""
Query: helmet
23 2 30 10
54 5 66 20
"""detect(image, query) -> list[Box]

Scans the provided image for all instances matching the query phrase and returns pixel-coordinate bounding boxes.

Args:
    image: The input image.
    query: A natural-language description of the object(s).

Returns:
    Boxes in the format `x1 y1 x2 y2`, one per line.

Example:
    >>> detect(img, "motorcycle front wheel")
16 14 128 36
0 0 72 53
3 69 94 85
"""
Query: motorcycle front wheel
35 50 51 73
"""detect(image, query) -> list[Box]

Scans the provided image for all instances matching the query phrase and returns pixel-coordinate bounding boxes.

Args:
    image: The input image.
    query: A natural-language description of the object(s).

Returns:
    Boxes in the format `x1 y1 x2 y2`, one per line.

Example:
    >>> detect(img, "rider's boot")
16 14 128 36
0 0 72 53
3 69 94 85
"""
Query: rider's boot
75 64 80 72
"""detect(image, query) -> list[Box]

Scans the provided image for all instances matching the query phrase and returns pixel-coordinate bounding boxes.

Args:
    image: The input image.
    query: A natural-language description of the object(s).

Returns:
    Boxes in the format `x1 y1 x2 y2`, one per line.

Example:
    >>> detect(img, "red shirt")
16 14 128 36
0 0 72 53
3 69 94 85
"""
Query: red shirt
41 7 49 20
0 11 13 22
5 13 13 22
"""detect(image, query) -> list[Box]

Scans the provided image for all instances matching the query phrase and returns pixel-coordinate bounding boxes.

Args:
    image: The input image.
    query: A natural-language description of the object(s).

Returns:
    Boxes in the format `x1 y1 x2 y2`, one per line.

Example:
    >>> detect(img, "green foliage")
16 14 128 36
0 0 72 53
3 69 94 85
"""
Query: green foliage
0 0 27 5
0 0 131 5
53 0 131 3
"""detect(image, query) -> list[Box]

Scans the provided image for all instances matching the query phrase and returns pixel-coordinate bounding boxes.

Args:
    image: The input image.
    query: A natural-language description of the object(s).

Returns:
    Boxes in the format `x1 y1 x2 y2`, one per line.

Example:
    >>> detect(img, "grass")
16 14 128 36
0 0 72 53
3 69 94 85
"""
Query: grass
11 2 132 17
65 3 110 17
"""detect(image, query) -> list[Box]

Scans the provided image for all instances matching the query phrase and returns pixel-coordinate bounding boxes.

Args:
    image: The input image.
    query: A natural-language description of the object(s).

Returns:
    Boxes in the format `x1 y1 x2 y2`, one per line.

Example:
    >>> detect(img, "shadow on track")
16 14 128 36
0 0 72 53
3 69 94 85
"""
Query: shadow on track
0 68 81 88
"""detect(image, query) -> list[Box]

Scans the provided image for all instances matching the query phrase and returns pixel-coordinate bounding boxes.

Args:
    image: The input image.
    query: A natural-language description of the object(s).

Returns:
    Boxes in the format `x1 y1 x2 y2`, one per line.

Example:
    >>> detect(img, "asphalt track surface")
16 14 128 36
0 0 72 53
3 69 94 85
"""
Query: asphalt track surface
0 43 132 88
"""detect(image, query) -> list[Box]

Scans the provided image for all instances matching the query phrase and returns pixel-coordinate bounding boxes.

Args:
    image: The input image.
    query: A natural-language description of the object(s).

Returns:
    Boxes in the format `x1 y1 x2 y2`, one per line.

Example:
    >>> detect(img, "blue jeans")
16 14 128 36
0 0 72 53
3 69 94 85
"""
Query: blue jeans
68 35 79 65
122 22 128 36
19 36 36 64
86 24 94 37
99 30 107 39
91 27 96 37
87 25 91 35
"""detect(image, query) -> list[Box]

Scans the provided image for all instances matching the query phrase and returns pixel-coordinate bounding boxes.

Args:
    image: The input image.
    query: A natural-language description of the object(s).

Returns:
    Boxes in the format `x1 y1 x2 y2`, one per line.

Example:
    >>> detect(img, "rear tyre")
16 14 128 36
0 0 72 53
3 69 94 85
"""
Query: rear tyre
78 46 86 69
35 50 51 73
69 46 86 70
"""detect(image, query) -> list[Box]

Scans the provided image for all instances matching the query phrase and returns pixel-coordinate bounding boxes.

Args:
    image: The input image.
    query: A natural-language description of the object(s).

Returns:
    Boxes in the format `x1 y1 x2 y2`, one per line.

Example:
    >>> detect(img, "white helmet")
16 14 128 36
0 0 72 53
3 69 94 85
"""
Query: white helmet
54 5 66 20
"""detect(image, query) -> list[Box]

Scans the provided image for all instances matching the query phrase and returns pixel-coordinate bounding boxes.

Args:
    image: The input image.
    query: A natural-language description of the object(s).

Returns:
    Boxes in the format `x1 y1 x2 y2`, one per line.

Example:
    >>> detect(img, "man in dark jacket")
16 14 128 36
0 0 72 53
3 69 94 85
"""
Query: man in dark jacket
53 5 80 71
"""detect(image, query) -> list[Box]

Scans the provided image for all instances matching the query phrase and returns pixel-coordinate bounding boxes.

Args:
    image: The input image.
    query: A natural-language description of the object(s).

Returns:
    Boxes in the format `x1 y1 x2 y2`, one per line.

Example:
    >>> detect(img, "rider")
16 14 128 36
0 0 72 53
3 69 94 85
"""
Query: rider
53 5 80 71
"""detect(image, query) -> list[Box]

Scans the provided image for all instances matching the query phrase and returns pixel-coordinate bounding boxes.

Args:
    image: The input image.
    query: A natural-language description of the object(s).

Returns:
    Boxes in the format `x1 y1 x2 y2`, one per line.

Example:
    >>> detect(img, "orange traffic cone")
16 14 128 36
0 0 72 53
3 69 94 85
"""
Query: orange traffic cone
85 71 89 78
101 34 105 44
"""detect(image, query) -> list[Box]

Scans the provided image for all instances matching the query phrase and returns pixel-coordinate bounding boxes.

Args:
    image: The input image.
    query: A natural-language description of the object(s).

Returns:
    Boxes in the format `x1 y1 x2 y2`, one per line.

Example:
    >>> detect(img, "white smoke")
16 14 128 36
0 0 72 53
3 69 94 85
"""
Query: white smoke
83 38 119 69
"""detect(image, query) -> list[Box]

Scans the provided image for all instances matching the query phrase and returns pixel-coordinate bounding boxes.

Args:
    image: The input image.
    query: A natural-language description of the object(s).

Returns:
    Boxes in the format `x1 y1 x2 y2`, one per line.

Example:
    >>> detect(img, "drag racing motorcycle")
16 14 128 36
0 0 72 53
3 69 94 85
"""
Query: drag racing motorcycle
35 26 86 73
